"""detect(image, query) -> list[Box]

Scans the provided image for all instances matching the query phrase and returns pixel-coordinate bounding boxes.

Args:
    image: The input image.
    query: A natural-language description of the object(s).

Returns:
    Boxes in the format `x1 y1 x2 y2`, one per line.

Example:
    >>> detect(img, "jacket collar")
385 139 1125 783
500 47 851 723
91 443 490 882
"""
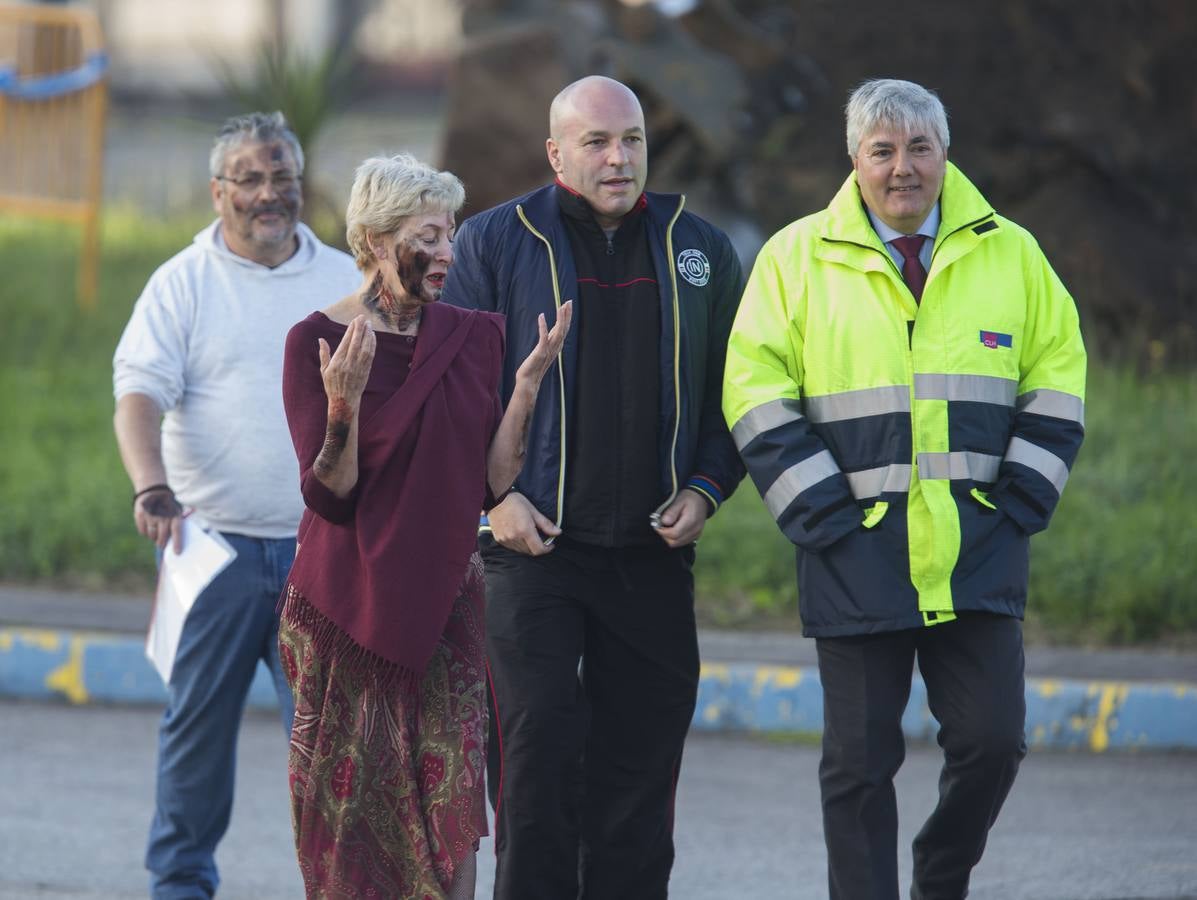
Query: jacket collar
553 180 648 246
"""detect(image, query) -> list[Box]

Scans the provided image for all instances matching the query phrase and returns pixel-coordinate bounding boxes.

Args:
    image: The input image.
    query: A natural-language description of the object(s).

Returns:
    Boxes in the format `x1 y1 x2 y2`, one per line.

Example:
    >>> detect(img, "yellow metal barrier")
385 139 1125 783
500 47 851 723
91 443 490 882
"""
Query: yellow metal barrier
0 3 108 308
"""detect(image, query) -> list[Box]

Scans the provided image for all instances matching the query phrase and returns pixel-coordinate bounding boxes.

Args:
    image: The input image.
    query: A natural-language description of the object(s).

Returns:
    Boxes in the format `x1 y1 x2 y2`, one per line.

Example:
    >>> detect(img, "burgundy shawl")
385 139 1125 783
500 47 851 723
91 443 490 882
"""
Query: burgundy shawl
281 302 504 675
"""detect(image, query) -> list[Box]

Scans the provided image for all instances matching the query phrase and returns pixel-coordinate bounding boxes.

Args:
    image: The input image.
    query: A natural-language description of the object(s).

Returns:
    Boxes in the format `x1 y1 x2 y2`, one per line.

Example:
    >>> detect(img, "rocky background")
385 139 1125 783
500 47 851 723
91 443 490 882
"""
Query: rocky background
440 0 1196 365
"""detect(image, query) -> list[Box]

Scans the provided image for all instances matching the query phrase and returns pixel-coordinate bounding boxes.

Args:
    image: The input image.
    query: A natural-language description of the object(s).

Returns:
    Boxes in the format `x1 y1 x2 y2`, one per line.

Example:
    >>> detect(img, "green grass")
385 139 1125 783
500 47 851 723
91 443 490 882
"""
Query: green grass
2 212 1195 643
0 213 214 588
1023 368 1197 643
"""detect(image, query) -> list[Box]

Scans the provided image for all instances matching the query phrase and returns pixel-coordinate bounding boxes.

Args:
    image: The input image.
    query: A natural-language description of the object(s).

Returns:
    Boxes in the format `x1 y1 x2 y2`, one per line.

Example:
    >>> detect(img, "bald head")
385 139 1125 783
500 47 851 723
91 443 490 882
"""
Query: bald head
546 76 648 230
549 76 644 139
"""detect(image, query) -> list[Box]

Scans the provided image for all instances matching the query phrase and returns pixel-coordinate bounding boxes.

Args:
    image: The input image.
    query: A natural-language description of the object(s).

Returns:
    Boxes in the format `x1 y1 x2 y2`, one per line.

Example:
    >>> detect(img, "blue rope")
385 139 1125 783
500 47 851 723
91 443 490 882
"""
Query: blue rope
0 51 107 99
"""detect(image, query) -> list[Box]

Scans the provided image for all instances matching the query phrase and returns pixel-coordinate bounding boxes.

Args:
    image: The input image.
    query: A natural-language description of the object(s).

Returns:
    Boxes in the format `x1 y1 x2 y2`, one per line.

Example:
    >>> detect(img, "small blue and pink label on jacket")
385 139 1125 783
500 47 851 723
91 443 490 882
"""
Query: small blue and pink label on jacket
980 330 1014 349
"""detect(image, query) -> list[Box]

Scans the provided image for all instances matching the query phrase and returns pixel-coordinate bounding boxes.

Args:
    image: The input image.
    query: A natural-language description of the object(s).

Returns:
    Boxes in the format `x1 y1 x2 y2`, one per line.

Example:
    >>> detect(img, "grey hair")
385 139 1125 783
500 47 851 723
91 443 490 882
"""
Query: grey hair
345 154 465 270
208 111 304 177
845 79 950 157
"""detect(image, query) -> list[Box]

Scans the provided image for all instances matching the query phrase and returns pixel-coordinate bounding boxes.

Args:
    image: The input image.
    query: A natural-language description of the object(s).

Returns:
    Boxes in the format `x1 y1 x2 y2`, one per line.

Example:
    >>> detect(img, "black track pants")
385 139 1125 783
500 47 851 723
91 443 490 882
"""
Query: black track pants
482 536 699 900
816 612 1027 900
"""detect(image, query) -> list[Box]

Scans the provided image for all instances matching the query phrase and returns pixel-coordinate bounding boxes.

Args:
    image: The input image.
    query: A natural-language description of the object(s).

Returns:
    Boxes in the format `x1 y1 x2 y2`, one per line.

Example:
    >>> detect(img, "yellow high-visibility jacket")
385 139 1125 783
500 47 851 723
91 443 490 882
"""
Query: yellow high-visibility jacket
723 162 1086 636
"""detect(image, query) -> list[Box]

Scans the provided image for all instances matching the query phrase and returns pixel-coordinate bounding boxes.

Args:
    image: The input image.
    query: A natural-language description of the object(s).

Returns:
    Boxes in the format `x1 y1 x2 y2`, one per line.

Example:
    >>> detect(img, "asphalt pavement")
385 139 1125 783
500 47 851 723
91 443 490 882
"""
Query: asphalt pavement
2 699 1195 900
2 585 1196 898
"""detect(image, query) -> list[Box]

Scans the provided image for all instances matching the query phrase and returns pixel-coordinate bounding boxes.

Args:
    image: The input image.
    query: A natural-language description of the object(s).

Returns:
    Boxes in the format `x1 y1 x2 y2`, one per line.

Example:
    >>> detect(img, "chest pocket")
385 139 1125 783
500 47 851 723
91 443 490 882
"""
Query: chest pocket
932 248 1024 382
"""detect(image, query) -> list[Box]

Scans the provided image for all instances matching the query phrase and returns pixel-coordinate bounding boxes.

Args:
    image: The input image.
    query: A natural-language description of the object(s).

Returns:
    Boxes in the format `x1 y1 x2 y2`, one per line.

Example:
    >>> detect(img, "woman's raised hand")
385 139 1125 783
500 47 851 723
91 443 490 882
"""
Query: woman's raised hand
484 301 574 511
318 315 376 404
515 300 573 388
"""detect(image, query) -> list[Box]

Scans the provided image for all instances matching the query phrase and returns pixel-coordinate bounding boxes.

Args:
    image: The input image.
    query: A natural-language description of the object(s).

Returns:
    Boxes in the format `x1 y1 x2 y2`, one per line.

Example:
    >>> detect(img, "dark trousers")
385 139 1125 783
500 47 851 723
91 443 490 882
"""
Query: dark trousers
482 536 699 900
816 613 1027 900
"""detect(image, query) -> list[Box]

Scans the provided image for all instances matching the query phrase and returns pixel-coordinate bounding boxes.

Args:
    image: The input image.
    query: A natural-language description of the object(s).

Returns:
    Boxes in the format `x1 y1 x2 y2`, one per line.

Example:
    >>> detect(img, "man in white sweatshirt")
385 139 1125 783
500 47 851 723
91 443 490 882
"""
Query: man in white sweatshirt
112 111 358 900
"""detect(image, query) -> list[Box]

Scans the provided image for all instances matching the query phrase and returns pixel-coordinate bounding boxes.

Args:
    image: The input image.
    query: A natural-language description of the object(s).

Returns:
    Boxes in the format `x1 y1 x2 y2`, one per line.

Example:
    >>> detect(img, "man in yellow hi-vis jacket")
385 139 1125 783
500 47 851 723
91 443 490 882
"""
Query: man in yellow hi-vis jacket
723 79 1086 899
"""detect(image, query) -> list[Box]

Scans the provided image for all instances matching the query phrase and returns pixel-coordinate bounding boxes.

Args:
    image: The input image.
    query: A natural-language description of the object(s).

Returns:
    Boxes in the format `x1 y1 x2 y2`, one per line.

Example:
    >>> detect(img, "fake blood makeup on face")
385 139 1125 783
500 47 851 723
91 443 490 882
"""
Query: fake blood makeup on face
395 242 433 301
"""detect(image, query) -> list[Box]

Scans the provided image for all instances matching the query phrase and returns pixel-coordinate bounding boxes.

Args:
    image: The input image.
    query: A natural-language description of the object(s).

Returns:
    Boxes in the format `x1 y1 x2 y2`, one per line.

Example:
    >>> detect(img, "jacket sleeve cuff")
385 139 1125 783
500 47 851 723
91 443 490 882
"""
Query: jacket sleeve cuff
988 478 1048 536
686 475 725 517
300 470 358 524
783 493 863 552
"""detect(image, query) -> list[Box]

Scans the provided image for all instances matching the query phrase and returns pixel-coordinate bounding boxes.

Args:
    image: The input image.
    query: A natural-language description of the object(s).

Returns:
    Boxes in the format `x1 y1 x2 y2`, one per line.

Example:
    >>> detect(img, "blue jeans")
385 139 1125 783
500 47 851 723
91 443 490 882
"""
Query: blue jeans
145 533 296 900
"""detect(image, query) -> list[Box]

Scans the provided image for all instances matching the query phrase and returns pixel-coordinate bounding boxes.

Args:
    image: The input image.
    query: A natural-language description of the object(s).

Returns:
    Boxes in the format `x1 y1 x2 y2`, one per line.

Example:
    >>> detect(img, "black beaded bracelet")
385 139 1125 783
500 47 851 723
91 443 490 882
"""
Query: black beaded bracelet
132 483 174 506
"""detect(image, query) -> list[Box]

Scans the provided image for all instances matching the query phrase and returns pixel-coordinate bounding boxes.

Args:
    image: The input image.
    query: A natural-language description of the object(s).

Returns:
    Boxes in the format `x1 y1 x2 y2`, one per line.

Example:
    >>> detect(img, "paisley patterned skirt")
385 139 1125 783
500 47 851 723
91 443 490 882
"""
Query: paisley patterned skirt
278 554 488 899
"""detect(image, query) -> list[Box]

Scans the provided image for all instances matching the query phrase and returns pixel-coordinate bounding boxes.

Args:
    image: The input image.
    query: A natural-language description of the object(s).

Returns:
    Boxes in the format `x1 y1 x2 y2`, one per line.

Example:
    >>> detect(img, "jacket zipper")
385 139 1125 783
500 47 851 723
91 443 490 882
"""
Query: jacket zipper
516 205 569 529
652 195 687 519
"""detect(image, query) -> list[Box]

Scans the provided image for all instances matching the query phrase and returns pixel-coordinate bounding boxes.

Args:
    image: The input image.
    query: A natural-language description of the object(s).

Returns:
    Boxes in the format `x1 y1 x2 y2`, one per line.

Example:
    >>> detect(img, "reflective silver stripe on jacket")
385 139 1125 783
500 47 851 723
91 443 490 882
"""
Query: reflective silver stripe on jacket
763 450 841 519
845 463 912 498
917 451 1002 482
803 385 910 423
914 373 1018 406
1005 437 1070 494
1017 389 1086 426
731 398 804 451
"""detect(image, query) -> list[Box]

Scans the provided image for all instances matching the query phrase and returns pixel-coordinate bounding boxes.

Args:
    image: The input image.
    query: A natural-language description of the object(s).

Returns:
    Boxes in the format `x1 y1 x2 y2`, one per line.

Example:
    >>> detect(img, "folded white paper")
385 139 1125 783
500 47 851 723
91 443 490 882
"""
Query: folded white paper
145 517 237 684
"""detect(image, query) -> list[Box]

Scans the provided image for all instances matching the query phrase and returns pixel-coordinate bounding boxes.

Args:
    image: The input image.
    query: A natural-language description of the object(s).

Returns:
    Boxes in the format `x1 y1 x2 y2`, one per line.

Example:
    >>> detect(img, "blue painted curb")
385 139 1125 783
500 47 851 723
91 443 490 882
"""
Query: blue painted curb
691 662 1197 752
0 627 281 710
4 627 1196 751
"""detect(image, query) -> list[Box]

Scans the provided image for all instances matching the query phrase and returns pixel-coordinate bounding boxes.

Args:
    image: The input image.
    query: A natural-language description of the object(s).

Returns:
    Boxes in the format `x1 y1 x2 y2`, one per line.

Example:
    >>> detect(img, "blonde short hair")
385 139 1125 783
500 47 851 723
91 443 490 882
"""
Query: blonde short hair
345 154 465 270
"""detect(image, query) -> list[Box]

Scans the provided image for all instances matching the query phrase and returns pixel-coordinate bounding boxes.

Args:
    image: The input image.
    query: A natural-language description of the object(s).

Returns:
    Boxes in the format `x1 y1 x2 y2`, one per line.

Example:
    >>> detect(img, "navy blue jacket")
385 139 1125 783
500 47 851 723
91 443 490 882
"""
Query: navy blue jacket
442 183 746 530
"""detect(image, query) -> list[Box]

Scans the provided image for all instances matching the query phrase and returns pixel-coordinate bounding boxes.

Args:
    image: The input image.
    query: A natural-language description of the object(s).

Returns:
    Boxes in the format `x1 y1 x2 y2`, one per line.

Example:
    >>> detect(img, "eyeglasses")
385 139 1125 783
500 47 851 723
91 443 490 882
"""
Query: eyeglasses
215 171 302 192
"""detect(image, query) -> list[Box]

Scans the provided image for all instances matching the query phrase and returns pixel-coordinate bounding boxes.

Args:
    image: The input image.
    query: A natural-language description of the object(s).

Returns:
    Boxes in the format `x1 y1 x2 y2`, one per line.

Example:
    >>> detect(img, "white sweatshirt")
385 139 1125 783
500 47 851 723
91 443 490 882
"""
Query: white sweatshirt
113 220 360 538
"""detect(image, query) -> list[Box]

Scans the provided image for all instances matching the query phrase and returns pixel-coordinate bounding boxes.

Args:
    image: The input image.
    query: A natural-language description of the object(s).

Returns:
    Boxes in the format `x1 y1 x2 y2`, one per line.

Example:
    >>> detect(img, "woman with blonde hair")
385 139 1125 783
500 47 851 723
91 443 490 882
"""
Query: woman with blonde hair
279 153 570 898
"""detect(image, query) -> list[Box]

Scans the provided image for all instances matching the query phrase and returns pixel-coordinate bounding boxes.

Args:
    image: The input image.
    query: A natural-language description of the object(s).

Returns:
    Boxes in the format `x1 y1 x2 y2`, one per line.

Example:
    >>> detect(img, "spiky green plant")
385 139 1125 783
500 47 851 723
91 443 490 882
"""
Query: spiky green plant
216 41 353 154
211 39 356 230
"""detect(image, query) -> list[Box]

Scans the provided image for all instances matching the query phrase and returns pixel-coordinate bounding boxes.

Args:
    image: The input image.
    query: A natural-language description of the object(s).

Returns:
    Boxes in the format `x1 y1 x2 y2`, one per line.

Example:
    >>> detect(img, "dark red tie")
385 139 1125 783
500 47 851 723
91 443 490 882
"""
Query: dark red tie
891 234 927 302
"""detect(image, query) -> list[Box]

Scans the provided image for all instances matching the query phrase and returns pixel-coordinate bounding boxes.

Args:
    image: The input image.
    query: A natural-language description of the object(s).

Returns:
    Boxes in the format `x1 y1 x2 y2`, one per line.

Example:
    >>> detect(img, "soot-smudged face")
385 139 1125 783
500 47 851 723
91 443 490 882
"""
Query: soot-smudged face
390 210 455 304
211 140 303 266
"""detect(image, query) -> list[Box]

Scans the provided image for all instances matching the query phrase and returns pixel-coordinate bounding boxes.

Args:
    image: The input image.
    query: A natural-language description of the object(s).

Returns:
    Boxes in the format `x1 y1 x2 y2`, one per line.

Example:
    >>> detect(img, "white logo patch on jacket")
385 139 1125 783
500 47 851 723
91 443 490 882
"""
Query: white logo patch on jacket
677 248 711 287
